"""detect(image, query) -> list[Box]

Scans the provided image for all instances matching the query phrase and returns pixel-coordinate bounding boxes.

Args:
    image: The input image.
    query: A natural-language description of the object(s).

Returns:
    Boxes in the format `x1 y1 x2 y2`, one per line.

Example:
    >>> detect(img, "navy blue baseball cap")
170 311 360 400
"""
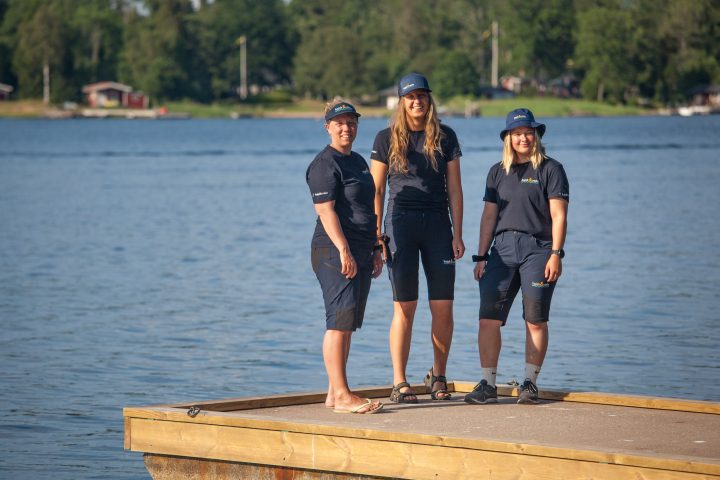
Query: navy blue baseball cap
324 102 361 122
500 108 546 140
398 73 432 96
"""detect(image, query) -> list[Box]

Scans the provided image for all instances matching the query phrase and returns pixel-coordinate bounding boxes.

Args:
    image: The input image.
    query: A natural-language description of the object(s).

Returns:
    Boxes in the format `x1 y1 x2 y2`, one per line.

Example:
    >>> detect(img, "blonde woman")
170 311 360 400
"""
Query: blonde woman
465 108 569 405
370 73 464 403
307 100 384 414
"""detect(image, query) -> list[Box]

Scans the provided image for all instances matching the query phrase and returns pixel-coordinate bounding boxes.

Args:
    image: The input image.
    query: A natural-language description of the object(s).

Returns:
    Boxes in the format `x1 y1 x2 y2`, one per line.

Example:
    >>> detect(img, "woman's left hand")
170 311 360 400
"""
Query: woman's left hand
545 255 562 282
452 237 465 260
372 251 384 278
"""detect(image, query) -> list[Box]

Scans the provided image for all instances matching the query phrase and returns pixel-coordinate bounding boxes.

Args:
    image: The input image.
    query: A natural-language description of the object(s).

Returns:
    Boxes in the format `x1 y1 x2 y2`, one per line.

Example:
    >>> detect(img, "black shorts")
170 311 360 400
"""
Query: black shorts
479 231 556 325
311 245 373 331
384 210 455 302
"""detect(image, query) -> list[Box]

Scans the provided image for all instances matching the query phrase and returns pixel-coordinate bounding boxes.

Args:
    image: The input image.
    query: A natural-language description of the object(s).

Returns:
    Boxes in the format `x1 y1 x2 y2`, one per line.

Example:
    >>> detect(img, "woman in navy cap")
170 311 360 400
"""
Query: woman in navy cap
306 99 384 414
370 73 464 403
465 108 569 405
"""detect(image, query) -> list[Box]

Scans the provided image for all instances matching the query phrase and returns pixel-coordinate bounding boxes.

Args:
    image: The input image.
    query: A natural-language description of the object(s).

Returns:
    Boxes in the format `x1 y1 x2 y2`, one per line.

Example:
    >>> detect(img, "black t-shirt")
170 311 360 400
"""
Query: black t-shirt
483 158 569 241
370 124 462 214
306 145 377 248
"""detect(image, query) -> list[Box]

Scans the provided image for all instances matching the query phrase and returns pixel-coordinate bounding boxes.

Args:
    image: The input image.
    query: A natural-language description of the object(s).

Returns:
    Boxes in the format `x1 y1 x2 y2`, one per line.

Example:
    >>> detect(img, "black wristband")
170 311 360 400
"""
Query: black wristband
472 254 488 262
373 244 383 252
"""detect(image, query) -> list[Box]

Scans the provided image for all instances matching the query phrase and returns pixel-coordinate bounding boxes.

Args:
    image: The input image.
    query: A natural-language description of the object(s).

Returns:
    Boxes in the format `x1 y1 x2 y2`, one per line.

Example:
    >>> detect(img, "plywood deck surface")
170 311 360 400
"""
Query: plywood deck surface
125 385 720 479
216 394 717 463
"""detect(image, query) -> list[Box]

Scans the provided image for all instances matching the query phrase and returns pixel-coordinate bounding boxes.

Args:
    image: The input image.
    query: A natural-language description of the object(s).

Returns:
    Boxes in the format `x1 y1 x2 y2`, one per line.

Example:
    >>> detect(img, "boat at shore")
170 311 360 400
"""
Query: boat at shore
124 381 719 480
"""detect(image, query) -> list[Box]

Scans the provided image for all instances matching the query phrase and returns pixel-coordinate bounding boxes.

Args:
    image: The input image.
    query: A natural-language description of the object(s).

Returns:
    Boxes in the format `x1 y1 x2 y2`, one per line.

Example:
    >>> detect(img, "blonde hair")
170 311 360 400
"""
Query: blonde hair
388 92 443 174
501 129 547 174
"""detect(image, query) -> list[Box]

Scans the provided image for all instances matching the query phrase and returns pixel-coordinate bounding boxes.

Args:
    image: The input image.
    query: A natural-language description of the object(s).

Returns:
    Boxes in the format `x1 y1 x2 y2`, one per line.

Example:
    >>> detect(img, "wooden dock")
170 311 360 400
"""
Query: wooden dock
124 382 720 479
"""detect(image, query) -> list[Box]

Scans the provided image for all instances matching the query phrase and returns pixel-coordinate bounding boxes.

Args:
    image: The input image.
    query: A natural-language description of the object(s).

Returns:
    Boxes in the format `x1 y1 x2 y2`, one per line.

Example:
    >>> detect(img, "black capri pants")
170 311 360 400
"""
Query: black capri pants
384 210 455 302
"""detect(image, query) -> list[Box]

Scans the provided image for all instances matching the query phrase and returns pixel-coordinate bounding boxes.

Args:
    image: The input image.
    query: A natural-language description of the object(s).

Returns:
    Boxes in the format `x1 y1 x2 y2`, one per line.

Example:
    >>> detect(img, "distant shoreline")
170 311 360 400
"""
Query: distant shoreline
0 98 674 119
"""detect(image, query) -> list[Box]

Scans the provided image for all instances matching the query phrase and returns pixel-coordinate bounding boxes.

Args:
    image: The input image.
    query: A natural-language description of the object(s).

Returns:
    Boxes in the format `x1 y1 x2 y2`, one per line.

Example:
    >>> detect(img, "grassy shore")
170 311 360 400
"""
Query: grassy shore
0 97 651 119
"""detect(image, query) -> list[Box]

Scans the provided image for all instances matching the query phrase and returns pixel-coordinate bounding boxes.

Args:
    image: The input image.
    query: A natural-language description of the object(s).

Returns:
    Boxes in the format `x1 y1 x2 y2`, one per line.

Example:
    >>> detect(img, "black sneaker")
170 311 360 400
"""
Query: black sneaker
517 379 539 404
464 380 498 404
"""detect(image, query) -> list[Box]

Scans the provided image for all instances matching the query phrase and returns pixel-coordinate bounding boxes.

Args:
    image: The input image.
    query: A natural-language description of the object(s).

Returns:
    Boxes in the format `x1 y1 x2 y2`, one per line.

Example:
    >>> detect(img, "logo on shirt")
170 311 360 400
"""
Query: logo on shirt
531 281 551 288
521 177 539 184
312 191 329 197
361 168 370 175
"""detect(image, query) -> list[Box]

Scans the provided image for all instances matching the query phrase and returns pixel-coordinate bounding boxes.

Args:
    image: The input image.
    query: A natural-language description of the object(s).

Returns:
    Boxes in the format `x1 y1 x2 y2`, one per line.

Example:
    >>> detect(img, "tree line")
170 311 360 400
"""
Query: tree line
0 0 718 106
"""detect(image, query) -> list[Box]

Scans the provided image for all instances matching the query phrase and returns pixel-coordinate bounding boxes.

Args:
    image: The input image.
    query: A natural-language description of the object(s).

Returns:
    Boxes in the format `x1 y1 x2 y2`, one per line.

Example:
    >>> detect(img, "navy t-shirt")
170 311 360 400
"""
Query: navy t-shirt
483 158 569 241
306 145 377 248
370 124 462 214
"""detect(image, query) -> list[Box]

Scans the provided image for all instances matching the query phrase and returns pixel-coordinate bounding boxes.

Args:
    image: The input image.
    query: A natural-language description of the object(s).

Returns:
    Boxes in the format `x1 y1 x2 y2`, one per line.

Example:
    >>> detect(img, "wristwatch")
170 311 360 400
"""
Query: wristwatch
550 249 565 258
472 254 489 262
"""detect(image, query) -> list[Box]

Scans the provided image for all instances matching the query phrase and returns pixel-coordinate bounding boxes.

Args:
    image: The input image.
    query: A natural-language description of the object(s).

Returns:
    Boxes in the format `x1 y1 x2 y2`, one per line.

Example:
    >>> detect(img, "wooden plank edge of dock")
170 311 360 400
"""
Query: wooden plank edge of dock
123 383 720 478
125 381 719 415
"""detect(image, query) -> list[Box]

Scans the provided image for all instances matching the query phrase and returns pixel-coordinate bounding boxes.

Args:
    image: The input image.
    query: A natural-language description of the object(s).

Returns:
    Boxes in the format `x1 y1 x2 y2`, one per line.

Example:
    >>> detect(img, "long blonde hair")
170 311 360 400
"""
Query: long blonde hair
388 93 443 174
501 129 547 174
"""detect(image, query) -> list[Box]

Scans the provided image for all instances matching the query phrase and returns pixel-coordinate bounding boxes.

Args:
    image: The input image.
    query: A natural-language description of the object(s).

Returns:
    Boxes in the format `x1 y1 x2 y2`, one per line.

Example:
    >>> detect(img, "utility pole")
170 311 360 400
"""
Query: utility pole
491 21 498 88
237 36 248 100
43 60 50 106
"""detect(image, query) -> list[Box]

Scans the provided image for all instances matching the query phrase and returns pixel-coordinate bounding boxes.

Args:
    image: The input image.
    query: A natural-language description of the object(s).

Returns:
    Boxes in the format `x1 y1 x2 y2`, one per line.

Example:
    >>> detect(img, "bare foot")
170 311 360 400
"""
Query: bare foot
333 394 382 414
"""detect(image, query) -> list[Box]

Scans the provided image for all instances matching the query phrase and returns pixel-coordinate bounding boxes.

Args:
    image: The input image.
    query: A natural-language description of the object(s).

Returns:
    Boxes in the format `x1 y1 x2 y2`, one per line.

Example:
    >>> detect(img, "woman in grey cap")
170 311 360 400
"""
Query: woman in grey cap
370 73 464 403
306 99 384 414
465 108 569 405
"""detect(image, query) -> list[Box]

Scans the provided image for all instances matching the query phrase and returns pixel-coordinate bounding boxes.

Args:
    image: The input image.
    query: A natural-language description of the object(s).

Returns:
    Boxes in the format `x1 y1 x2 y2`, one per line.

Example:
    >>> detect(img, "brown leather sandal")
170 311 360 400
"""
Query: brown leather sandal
390 382 418 403
424 367 452 400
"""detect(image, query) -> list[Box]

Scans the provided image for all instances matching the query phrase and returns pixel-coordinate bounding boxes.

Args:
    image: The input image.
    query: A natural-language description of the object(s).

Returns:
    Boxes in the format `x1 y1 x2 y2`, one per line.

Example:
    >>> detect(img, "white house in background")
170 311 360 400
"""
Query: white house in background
0 83 14 100
379 86 399 110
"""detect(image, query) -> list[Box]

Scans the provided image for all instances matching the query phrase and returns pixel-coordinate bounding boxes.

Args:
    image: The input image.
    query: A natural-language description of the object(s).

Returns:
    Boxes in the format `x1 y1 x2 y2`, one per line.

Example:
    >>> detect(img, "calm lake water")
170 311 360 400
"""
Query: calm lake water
1 114 719 478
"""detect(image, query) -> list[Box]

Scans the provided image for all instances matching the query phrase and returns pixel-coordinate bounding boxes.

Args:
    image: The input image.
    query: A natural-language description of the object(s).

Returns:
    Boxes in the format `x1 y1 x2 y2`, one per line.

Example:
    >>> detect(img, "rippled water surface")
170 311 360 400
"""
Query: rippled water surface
1 115 719 478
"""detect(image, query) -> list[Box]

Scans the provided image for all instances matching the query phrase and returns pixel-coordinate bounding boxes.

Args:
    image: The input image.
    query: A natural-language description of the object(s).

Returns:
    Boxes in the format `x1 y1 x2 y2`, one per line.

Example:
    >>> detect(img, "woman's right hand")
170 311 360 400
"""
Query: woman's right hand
339 248 357 279
473 260 486 281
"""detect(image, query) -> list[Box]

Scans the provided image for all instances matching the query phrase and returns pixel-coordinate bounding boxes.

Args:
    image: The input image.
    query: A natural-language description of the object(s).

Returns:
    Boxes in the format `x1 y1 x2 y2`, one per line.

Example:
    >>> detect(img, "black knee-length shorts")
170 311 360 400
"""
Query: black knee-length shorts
384 210 455 302
479 230 556 325
312 245 373 331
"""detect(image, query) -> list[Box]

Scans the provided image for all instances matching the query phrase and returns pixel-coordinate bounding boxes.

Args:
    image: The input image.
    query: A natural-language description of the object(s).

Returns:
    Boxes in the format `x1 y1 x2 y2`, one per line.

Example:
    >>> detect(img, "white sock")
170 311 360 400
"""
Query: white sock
482 368 497 387
524 363 541 384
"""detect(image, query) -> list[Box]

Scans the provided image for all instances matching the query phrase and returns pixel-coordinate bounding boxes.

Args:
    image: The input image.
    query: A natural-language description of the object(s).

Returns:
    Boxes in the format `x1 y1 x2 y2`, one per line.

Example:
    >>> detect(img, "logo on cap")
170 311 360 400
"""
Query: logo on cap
513 114 527 120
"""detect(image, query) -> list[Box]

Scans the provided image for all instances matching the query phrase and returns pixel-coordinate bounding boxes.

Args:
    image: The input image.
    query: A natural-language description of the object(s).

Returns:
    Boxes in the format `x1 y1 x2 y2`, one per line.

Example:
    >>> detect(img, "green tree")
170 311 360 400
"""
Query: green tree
290 0 370 98
290 0 489 99
11 1 67 100
68 0 125 86
0 0 12 85
499 0 575 80
432 51 478 99
119 0 209 101
294 24 365 98
196 0 295 100
2 0 126 101
657 0 720 102
575 6 634 102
